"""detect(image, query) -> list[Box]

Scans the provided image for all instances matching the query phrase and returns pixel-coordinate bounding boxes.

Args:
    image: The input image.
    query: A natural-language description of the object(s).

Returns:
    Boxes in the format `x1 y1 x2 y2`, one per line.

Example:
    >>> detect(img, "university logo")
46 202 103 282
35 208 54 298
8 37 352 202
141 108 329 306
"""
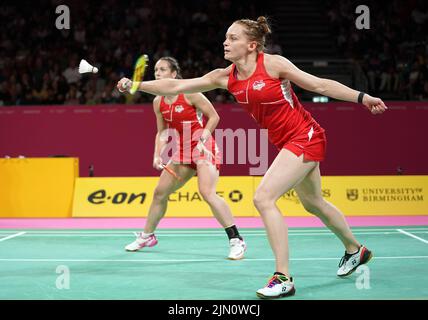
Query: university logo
175 105 184 113
252 80 265 91
347 189 359 201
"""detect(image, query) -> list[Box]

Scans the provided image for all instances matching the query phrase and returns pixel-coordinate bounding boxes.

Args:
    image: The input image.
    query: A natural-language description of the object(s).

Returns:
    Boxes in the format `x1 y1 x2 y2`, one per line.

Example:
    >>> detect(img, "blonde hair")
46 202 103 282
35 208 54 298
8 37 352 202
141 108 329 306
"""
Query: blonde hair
234 16 272 51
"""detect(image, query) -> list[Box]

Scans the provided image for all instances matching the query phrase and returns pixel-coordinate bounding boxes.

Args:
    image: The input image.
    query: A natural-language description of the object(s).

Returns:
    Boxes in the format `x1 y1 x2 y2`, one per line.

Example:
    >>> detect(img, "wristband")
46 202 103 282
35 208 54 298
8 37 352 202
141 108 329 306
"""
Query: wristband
358 92 365 104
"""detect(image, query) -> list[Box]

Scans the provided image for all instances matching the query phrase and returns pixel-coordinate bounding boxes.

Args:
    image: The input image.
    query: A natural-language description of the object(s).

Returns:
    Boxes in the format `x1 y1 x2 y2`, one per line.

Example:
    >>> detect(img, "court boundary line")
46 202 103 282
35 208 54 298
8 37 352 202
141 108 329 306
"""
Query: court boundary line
0 255 427 263
397 229 428 244
0 232 26 242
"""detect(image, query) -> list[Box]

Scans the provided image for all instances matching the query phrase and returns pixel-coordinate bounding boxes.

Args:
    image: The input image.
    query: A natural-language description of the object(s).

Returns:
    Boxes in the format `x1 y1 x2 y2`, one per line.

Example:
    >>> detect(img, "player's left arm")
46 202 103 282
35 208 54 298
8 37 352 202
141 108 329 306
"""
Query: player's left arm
185 93 220 142
270 55 388 115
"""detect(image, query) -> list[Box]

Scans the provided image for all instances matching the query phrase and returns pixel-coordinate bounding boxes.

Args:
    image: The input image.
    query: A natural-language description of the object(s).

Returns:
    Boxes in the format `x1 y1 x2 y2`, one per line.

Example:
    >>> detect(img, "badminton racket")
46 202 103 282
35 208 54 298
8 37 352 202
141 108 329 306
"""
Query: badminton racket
160 163 181 181
122 54 149 94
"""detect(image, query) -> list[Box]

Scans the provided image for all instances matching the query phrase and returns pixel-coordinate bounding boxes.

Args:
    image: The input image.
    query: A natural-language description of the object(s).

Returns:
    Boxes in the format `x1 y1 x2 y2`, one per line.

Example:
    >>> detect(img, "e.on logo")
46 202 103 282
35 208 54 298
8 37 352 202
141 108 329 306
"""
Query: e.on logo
88 190 146 205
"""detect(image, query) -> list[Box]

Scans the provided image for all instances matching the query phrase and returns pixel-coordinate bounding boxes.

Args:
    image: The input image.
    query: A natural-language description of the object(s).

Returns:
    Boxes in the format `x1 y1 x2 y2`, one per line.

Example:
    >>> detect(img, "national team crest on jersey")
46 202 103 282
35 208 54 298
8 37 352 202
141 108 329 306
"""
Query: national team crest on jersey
252 80 266 91
175 105 184 113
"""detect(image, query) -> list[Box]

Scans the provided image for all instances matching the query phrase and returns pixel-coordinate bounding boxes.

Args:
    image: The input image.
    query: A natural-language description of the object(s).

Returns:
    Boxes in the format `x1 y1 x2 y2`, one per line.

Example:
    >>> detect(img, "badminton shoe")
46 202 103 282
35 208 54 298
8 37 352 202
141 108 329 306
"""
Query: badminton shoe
337 245 373 277
227 238 246 260
256 274 296 299
125 232 158 252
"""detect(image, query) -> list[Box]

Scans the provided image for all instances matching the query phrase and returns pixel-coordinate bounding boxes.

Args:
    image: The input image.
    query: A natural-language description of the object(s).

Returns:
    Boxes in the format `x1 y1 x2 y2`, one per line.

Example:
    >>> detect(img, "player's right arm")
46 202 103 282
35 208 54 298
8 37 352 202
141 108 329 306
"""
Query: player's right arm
117 66 231 96
153 96 166 171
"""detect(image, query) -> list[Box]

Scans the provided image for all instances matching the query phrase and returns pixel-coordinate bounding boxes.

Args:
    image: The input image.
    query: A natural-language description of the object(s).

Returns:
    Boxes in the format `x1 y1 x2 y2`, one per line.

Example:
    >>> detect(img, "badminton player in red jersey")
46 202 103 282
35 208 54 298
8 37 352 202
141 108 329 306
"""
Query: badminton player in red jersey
118 17 387 299
124 57 246 260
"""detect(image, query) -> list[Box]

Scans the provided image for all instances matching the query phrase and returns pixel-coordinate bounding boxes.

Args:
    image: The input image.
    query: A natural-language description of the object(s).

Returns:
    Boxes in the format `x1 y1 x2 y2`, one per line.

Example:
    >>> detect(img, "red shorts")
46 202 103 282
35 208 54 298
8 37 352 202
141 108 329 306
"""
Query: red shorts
172 137 221 171
282 130 327 162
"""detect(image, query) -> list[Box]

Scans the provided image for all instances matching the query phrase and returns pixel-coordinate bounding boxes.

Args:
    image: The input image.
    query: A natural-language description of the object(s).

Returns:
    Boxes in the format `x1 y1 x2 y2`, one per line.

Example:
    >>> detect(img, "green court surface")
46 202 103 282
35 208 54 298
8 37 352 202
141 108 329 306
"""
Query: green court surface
1 226 427 300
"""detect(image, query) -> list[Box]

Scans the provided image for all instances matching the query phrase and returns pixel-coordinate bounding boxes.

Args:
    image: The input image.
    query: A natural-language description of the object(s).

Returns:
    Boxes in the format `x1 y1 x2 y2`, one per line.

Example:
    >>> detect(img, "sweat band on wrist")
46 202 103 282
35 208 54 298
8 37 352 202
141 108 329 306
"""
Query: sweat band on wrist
358 92 365 104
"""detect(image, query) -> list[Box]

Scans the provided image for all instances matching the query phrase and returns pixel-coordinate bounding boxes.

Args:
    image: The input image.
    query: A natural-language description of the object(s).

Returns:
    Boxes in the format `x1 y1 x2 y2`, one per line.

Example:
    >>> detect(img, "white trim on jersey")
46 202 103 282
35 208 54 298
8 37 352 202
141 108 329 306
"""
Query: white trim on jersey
280 80 294 108
308 126 314 141
196 108 204 127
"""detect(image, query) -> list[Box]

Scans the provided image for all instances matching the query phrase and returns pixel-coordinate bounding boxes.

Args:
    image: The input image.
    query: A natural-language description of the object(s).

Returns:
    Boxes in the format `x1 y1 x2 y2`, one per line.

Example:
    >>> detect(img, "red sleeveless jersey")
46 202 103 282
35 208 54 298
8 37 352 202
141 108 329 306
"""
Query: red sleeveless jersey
159 94 220 170
227 52 326 161
159 94 204 137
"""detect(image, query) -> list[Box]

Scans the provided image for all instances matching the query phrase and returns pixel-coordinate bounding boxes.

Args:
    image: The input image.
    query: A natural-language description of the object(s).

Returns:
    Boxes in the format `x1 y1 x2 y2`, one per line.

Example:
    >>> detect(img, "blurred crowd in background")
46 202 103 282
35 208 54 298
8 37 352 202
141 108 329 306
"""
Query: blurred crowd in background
0 0 427 107
326 0 428 100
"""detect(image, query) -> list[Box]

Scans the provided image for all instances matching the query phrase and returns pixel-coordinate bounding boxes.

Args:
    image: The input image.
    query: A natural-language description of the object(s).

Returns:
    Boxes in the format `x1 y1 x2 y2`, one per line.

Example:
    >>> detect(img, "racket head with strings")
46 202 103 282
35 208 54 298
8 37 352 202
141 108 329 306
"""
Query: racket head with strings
129 54 149 94
160 163 181 181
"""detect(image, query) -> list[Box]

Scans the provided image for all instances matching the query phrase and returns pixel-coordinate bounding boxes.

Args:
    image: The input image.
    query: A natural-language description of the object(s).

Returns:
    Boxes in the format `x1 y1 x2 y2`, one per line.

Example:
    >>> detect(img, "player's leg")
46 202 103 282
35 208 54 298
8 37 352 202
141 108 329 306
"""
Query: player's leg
254 149 316 298
196 161 232 227
125 163 195 251
255 149 316 275
294 164 360 252
196 161 246 260
293 164 373 276
144 163 196 233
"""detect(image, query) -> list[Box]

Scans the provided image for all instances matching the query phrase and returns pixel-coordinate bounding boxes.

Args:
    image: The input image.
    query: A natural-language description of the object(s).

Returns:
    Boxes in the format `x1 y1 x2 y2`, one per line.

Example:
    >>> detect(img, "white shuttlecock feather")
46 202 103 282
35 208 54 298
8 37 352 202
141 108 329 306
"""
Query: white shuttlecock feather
78 59 98 74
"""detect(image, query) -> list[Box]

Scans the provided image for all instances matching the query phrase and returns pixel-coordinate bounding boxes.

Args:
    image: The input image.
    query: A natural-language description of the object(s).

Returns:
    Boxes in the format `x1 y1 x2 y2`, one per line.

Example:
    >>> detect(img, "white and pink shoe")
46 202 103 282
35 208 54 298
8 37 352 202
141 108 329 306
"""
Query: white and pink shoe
125 232 158 252
228 238 246 260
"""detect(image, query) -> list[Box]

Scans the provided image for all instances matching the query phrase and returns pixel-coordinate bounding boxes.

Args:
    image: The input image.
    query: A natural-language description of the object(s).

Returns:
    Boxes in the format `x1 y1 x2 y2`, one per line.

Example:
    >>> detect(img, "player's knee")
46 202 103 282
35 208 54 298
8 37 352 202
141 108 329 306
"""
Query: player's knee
199 188 216 203
153 187 170 202
253 188 274 211
301 198 325 216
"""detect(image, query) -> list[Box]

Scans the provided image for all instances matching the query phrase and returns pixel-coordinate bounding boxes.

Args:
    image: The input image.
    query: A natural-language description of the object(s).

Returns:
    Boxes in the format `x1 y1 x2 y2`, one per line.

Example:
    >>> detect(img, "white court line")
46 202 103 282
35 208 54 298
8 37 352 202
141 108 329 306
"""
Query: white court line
0 232 26 242
0 255 427 263
397 229 428 245
2 231 428 237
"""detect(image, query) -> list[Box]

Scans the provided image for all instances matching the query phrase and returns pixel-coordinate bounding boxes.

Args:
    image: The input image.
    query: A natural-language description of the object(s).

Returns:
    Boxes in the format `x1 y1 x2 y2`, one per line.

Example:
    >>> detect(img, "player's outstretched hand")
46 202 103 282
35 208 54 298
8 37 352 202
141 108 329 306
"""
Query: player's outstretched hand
117 78 132 93
363 95 388 115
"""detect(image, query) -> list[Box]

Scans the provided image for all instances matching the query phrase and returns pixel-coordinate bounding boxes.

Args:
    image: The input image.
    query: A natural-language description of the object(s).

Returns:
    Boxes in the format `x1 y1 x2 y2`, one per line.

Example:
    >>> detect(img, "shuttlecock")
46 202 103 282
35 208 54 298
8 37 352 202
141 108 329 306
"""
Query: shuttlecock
79 59 98 74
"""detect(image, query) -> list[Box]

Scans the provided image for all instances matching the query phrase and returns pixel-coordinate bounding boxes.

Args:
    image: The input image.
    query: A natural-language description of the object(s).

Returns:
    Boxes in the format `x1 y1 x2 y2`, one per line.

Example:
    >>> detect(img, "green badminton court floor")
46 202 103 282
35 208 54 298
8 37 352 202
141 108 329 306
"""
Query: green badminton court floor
1 226 427 300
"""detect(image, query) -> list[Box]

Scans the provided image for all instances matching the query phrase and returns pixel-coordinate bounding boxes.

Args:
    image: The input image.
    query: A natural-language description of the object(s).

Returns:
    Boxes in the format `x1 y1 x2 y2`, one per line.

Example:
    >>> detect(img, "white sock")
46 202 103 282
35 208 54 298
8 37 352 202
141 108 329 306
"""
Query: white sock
140 232 153 238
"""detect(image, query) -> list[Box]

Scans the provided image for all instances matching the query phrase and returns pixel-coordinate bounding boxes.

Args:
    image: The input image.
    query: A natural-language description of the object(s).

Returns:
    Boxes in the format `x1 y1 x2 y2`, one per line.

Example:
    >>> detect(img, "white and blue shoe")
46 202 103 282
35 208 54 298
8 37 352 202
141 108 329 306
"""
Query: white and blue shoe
256 274 296 299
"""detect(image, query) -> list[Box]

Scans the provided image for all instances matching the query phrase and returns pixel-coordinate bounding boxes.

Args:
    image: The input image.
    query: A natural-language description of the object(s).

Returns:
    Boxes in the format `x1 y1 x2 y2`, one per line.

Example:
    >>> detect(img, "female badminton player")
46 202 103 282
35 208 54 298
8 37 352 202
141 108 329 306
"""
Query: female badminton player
124 57 246 260
118 18 387 298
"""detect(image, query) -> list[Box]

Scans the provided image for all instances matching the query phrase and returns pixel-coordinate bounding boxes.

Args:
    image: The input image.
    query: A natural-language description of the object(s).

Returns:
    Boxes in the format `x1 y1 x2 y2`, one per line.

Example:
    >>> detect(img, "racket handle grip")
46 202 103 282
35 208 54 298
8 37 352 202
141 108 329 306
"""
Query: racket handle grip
121 80 131 90
161 164 181 181
129 81 140 95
